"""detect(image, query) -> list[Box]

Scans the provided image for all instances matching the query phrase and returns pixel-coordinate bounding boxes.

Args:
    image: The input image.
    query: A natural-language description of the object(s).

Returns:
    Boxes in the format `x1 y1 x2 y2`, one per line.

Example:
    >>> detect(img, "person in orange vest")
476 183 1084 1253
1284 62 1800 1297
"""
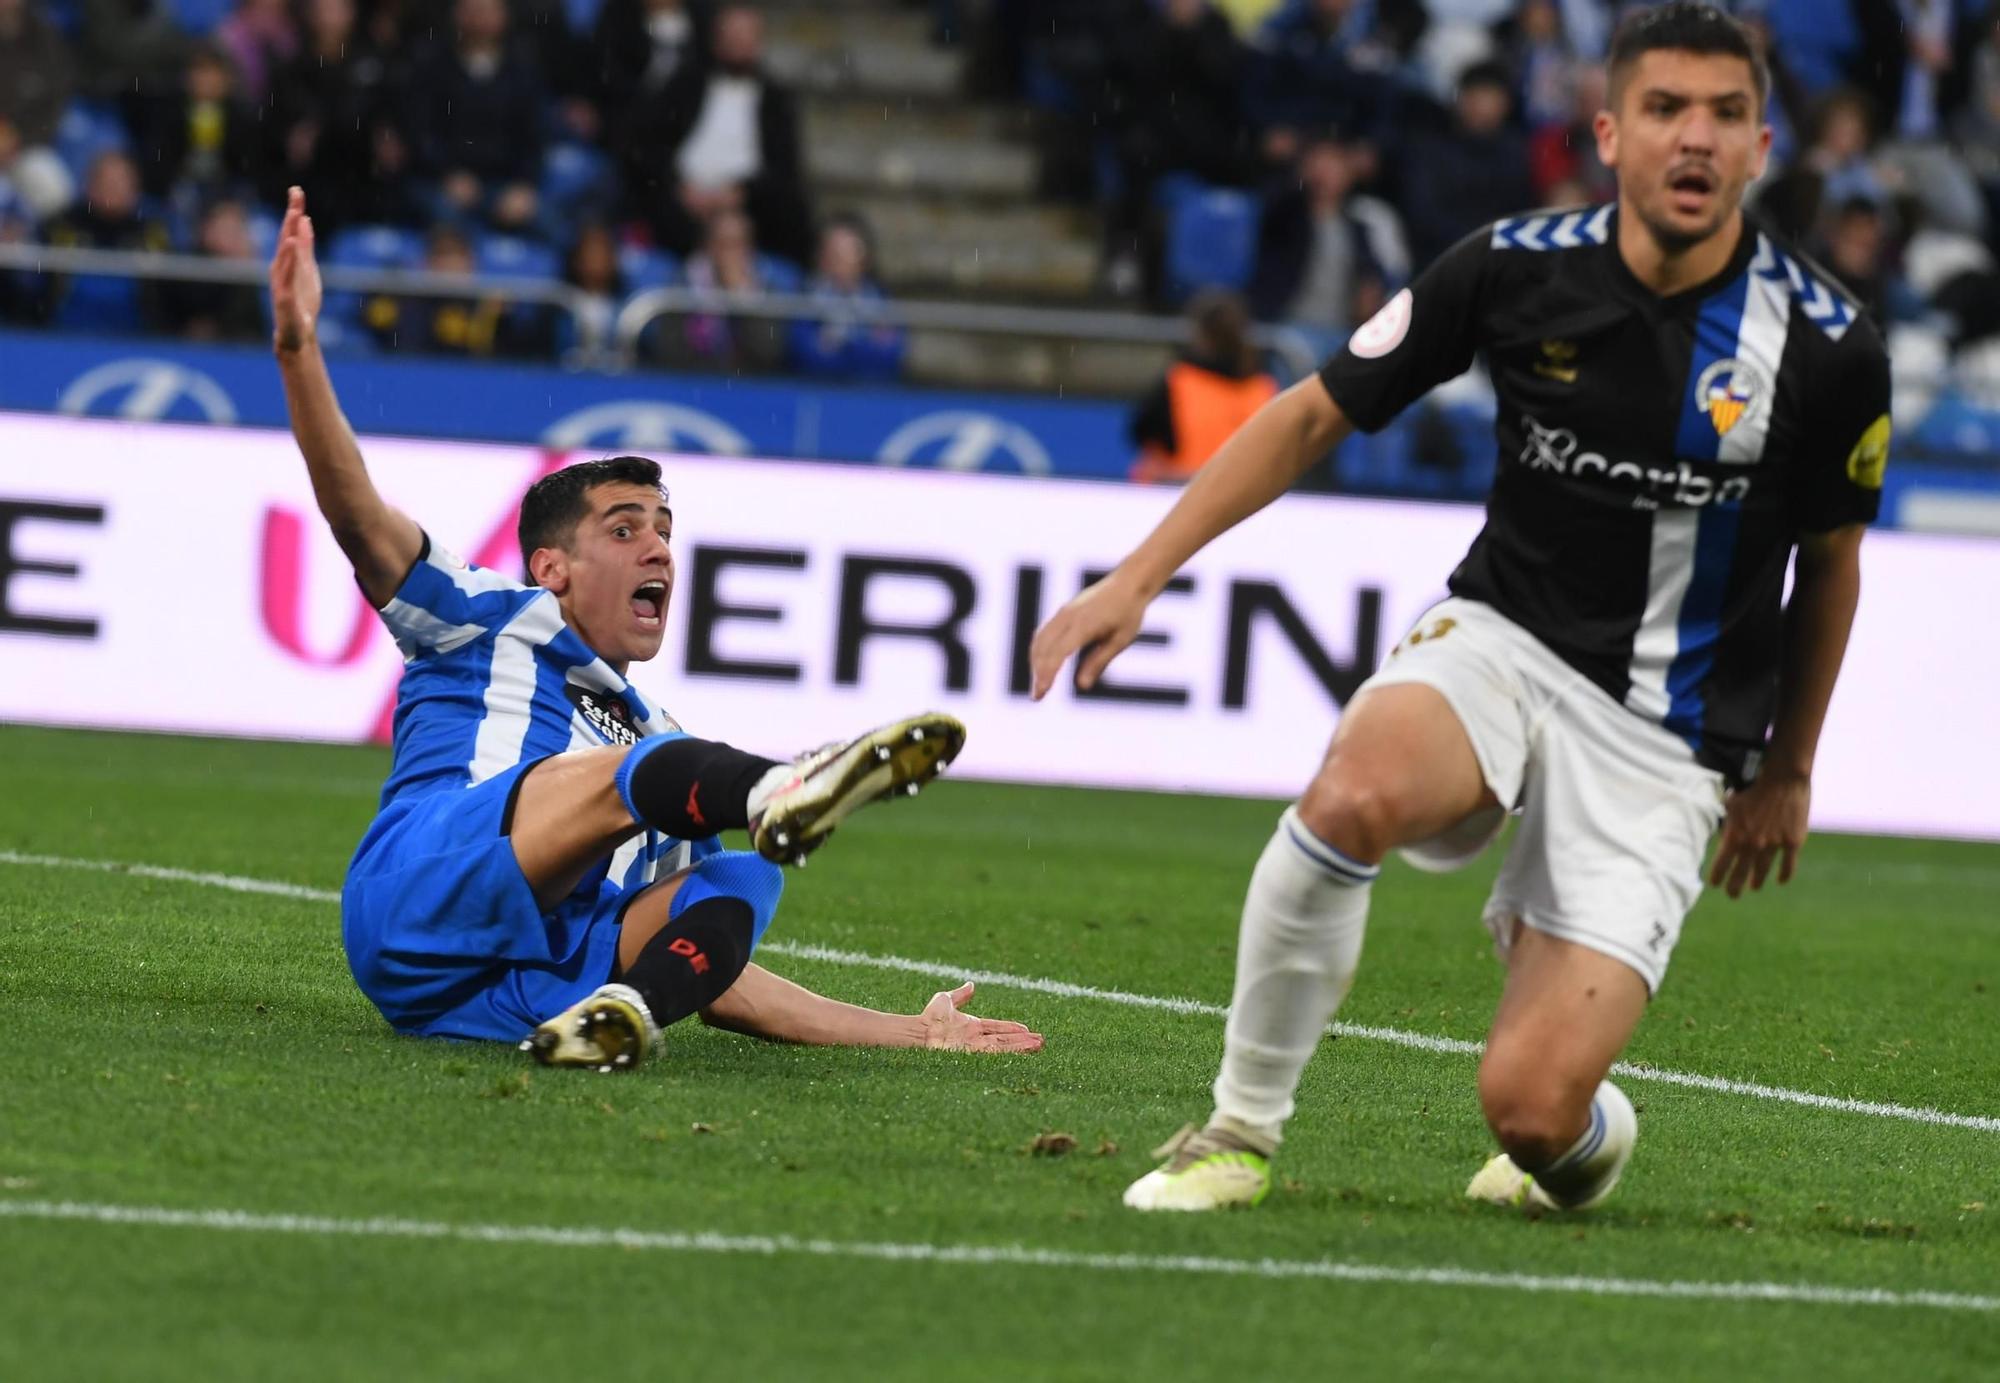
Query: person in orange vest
1129 290 1278 483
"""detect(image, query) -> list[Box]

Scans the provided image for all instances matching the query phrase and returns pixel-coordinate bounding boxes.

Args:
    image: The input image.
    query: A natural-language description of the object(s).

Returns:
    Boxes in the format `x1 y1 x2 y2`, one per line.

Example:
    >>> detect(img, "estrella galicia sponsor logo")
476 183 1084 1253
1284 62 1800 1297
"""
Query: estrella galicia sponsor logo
542 401 750 455
567 684 641 746
57 359 239 424
875 411 1053 475
1517 414 1753 508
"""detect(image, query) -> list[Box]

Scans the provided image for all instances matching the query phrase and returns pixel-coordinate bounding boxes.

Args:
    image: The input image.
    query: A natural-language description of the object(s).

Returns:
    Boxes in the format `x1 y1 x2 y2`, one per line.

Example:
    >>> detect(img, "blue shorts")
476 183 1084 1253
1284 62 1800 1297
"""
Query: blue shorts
341 760 780 1044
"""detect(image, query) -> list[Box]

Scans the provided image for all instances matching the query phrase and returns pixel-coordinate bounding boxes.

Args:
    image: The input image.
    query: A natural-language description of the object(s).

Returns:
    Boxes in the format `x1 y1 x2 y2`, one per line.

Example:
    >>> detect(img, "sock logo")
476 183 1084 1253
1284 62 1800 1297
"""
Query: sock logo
666 935 710 975
684 783 706 828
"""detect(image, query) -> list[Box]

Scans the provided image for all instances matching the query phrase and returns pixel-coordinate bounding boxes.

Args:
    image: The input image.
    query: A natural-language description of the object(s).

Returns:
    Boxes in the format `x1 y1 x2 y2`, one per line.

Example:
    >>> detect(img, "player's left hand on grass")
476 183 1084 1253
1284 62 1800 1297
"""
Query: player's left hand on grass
1708 770 1811 899
917 982 1043 1053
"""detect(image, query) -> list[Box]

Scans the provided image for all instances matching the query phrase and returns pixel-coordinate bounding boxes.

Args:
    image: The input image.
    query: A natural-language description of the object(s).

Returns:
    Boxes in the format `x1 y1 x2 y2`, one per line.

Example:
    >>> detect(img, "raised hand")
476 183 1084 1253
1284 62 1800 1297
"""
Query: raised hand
918 982 1044 1053
1027 573 1151 700
270 186 323 354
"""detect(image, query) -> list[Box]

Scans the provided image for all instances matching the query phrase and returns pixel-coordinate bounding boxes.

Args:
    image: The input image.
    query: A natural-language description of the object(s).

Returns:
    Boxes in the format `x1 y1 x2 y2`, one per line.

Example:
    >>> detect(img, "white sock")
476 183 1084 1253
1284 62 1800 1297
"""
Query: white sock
1533 1080 1638 1208
1210 805 1377 1148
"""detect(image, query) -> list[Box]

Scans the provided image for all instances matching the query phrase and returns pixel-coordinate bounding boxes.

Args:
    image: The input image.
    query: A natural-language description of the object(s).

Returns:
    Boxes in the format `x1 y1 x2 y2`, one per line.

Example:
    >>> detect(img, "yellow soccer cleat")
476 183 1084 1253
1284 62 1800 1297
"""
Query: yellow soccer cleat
1122 1122 1275 1212
520 983 662 1073
749 712 966 865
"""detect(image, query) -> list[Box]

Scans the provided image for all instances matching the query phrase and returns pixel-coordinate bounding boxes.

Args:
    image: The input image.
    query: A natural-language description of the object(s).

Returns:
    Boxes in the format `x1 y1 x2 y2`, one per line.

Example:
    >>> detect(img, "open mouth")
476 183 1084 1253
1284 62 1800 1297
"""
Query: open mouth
1667 165 1717 210
630 579 666 628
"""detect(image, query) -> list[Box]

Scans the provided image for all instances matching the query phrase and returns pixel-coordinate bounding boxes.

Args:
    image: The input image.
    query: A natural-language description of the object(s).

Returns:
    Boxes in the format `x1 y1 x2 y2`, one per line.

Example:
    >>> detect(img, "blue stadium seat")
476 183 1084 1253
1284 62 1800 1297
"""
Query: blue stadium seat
54 273 145 334
43 0 82 34
477 234 560 281
1763 0 1859 95
244 208 280 260
324 224 425 340
563 0 605 32
616 243 679 293
1161 179 1261 304
170 0 234 33
540 143 617 223
54 101 131 183
756 254 804 293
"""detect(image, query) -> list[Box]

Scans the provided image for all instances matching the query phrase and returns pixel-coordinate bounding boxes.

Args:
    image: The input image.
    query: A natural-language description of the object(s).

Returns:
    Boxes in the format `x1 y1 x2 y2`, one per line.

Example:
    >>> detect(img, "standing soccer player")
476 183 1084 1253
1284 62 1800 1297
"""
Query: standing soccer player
270 188 1042 1069
1031 3 1887 1211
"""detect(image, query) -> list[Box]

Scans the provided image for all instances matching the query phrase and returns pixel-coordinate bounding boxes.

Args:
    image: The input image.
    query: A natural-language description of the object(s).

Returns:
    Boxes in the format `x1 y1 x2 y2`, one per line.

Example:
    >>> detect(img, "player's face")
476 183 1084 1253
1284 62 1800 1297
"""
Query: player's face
541 482 675 670
1597 50 1771 252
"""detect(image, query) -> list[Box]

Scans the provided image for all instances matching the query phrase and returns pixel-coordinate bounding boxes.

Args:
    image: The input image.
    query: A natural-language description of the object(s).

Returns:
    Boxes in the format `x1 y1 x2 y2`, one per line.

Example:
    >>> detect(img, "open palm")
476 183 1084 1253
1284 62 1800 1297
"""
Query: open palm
919 982 1044 1053
270 186 322 352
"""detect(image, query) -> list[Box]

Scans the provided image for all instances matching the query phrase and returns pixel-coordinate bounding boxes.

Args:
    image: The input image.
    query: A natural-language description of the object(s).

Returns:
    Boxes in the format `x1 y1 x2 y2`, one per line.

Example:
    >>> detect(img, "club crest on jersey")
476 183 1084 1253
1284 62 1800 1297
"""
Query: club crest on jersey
566 685 640 746
1695 358 1769 438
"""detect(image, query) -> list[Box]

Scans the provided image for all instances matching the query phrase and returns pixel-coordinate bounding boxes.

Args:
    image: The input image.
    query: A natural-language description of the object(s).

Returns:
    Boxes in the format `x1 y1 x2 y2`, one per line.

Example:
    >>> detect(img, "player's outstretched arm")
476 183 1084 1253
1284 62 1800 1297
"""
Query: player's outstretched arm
1029 376 1352 697
270 186 422 608
700 964 1043 1052
1709 524 1865 899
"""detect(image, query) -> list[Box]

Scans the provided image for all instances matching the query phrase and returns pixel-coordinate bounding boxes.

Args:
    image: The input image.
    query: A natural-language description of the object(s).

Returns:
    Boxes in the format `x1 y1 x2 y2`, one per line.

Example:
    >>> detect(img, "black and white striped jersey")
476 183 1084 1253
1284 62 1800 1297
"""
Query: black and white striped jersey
1319 204 1891 783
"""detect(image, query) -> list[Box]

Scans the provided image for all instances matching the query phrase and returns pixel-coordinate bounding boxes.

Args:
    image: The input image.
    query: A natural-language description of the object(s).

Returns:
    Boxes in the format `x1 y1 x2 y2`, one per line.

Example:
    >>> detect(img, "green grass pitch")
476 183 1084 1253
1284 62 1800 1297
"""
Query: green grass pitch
0 724 1995 1381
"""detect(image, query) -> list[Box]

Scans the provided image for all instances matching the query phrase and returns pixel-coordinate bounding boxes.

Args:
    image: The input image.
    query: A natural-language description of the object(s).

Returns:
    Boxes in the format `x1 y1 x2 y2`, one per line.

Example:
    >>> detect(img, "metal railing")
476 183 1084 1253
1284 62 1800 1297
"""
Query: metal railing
0 242 1325 379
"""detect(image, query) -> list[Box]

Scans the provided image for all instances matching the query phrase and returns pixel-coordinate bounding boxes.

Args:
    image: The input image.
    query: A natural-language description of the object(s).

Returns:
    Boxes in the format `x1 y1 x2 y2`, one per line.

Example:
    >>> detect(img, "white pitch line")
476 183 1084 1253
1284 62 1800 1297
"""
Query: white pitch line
4 849 1997 1133
1 1200 1992 1314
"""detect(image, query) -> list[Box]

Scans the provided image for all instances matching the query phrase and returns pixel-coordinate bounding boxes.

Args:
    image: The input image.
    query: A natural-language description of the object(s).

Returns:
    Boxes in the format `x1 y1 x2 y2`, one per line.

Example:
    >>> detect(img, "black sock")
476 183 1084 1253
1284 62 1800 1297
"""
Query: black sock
617 736 779 838
619 895 756 1026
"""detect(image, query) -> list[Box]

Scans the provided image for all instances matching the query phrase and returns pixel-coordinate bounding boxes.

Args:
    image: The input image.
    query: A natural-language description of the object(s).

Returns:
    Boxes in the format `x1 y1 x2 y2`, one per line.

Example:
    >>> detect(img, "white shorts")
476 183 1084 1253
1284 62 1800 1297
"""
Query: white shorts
1361 597 1726 994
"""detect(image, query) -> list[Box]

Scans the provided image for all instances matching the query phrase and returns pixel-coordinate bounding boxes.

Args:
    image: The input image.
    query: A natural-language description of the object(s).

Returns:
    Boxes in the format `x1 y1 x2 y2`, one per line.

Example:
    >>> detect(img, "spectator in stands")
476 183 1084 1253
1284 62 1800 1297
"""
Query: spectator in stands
404 0 548 236
1128 289 1277 484
132 42 264 206
0 0 76 221
1904 209 2000 353
365 222 553 357
1527 60 1615 208
786 213 905 382
216 0 299 105
1957 9 2000 233
1817 196 1923 328
1756 87 1893 246
655 206 785 374
624 4 811 262
1244 0 1398 174
1098 0 1249 299
588 0 713 131
1397 59 1534 270
0 195 48 324
154 197 267 341
42 149 171 328
79 0 189 101
1248 135 1390 333
266 0 413 234
1493 0 1575 132
563 220 627 358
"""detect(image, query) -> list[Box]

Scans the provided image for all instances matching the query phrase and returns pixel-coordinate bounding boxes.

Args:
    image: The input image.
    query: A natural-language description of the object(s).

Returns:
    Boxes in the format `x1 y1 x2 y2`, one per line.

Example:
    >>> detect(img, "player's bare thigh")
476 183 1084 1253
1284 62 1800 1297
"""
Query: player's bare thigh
1478 922 1649 1164
507 746 644 910
1296 682 1498 863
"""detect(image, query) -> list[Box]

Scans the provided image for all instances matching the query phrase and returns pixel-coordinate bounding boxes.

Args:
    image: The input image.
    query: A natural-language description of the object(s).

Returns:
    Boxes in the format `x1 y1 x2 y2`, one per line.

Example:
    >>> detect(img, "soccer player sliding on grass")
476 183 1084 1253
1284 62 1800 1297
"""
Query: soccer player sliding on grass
270 187 1041 1069
1032 4 1886 1213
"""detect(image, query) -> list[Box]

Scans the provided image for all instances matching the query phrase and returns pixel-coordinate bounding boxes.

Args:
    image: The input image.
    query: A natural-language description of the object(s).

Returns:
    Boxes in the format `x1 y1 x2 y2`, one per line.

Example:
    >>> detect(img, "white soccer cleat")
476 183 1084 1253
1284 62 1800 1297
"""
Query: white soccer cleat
748 712 966 865
1122 1122 1275 1212
1466 1081 1637 1212
520 983 662 1073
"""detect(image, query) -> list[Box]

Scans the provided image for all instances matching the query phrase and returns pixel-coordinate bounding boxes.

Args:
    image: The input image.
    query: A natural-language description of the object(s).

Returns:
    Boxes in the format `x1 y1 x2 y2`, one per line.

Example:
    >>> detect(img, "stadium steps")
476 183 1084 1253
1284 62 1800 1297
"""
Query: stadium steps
764 9 965 100
904 330 1170 398
833 192 1098 299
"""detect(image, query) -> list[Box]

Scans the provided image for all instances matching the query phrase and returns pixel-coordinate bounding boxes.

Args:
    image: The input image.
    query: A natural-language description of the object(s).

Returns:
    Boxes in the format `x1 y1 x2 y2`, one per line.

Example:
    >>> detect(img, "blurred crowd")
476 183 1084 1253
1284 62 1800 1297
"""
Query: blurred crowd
991 0 2000 359
0 0 906 378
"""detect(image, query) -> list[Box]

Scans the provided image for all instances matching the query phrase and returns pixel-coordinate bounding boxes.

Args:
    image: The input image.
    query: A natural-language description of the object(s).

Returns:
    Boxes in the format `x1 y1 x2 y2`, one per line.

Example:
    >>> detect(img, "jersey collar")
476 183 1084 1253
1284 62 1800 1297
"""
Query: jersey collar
1601 203 1761 311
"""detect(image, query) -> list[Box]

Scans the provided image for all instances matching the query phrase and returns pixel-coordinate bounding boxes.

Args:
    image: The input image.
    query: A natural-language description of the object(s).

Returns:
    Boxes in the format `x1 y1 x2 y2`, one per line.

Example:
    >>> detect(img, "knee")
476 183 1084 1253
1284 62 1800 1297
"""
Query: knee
1295 774 1401 863
1477 1057 1593 1170
690 850 784 938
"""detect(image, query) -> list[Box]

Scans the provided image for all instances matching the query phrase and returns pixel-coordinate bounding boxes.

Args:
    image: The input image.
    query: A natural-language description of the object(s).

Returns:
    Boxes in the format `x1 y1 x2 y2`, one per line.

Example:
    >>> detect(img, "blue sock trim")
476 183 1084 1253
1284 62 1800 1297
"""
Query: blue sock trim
1280 807 1380 886
669 849 784 949
1545 1098 1608 1177
613 730 689 824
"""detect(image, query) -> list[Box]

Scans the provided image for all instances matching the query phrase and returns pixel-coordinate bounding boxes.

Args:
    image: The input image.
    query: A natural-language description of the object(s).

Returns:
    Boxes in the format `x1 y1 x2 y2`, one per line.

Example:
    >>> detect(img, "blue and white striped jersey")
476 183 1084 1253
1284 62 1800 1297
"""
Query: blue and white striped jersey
373 534 694 888
1319 205 1891 784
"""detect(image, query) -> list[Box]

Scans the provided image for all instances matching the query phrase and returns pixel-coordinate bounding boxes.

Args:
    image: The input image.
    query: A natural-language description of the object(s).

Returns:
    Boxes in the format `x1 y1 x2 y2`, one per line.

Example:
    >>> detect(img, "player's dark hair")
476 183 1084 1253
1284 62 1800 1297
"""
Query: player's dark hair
518 457 669 578
1606 2 1768 113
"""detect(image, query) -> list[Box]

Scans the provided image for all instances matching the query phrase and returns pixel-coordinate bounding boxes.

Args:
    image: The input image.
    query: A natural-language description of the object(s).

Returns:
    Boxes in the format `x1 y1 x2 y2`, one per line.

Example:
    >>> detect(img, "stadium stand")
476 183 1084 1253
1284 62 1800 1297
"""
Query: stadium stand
2 0 2000 500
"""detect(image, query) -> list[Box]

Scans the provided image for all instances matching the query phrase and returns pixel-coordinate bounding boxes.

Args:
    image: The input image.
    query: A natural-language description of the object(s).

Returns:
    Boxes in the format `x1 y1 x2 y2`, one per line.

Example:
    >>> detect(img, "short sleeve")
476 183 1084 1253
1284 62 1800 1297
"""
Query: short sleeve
375 532 541 659
1317 227 1489 433
1795 329 1891 534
